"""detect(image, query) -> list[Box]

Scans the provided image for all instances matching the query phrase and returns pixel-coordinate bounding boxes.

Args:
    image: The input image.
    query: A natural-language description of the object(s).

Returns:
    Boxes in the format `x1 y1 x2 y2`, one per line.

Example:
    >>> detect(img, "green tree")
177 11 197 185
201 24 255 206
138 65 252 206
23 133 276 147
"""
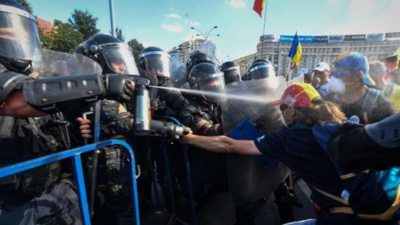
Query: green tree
38 29 54 49
16 0 33 13
127 39 145 63
115 27 125 42
45 20 83 53
68 9 99 40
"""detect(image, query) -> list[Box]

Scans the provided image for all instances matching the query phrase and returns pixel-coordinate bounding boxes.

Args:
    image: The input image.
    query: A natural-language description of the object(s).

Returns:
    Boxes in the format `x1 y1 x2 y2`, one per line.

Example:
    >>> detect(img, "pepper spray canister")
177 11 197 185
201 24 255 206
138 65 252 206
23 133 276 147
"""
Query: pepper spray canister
125 75 152 135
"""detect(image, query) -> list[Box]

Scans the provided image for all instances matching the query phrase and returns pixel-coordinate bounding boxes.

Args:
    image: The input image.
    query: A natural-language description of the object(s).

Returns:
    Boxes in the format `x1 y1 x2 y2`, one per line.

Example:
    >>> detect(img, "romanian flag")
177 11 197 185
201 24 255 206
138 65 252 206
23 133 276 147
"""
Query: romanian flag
253 0 266 18
288 33 302 70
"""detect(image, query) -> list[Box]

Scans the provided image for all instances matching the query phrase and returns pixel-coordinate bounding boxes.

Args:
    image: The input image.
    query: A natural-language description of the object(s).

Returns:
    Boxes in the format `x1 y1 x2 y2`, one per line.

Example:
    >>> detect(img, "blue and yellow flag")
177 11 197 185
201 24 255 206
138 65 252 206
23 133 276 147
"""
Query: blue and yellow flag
288 33 302 69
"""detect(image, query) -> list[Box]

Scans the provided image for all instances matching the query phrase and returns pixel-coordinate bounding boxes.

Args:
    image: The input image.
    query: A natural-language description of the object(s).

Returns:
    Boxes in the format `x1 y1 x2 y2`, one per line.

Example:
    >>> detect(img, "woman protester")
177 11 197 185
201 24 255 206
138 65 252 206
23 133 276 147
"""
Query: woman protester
181 83 400 225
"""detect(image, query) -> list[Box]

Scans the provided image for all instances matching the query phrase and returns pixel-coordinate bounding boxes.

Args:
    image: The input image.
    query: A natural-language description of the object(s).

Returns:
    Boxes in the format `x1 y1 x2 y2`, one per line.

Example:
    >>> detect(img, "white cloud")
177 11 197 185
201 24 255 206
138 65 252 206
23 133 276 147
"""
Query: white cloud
190 21 201 27
225 0 246 9
162 24 183 32
327 0 399 34
183 19 201 27
166 14 182 19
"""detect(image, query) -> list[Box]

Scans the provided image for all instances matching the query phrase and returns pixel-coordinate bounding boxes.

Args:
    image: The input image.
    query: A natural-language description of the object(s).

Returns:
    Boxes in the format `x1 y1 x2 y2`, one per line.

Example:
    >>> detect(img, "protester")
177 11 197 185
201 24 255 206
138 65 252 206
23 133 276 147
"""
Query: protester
391 68 400 85
328 52 395 124
369 61 400 111
182 83 400 225
311 62 331 97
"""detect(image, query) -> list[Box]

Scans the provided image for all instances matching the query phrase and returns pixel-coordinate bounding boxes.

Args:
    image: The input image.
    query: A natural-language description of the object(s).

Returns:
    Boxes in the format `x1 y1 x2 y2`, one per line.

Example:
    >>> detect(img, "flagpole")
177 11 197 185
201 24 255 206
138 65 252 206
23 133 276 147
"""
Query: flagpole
285 58 292 82
260 0 268 59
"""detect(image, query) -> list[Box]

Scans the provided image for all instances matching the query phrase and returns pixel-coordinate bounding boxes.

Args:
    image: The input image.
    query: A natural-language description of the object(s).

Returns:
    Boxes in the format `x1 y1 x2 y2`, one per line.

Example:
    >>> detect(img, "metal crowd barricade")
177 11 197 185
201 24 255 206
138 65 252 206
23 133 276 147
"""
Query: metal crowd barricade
0 140 141 225
154 116 197 225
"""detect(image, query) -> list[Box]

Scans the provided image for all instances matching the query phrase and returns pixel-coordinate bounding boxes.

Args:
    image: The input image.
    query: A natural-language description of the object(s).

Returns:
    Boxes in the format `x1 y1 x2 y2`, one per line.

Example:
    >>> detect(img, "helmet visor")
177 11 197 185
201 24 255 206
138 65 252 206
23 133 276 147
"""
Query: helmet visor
101 43 139 75
224 66 242 84
141 51 172 78
0 6 42 61
198 73 226 103
249 64 276 80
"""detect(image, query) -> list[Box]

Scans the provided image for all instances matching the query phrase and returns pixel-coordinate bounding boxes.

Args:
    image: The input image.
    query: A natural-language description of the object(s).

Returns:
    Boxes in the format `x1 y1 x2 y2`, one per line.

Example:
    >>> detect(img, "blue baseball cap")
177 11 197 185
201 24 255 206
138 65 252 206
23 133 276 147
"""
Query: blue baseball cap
333 52 375 86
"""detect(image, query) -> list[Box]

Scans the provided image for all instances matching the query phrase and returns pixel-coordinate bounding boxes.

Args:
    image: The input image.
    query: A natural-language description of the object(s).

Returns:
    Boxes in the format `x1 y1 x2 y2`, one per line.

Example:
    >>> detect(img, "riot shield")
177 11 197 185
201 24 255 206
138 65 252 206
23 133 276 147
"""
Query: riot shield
222 76 287 133
32 49 103 77
171 58 188 88
222 76 289 204
189 40 220 65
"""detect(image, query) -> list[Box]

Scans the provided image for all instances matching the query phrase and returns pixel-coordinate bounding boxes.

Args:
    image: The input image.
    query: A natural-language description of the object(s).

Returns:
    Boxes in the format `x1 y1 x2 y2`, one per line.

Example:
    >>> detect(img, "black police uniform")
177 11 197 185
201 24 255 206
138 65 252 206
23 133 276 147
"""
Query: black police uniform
74 34 139 224
179 61 227 210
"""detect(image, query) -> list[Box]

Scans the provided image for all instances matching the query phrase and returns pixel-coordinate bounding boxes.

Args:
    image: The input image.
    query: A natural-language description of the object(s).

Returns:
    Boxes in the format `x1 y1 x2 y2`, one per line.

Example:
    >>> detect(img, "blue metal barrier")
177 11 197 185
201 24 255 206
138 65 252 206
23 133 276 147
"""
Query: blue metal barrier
155 116 197 225
0 139 140 225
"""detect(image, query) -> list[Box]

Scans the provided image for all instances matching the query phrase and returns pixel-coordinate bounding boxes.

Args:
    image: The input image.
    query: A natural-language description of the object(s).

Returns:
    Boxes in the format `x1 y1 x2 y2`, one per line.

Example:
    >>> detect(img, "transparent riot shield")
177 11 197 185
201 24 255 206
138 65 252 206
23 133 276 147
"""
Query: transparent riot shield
222 76 287 133
171 58 188 88
32 49 103 77
189 40 220 66
222 76 289 204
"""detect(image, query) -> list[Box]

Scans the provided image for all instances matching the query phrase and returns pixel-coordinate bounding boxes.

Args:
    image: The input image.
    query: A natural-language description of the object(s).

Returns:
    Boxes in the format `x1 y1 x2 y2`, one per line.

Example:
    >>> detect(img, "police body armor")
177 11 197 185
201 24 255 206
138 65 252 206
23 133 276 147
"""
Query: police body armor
96 100 131 201
0 112 70 199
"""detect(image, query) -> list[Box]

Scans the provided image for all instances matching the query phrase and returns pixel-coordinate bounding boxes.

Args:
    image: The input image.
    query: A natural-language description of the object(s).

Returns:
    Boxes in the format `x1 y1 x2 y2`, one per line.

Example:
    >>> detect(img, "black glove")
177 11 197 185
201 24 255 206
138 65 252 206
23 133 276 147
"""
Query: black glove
105 74 135 103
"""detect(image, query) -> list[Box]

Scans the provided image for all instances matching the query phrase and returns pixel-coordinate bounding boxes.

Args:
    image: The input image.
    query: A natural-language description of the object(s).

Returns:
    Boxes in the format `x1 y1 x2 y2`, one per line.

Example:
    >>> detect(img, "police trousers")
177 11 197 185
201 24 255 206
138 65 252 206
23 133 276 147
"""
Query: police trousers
0 182 81 225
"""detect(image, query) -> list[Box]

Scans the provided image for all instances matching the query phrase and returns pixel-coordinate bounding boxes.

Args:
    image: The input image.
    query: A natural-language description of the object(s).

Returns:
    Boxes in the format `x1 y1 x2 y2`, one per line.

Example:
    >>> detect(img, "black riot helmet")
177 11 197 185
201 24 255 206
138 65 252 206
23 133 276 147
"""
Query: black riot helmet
75 33 139 75
186 51 215 74
188 62 225 103
139 46 172 81
247 59 276 80
221 61 241 85
0 0 42 75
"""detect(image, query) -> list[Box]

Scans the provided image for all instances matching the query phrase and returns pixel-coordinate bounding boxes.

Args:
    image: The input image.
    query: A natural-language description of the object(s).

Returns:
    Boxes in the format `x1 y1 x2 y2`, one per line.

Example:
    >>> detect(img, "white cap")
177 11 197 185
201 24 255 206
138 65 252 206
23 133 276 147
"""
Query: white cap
313 62 330 72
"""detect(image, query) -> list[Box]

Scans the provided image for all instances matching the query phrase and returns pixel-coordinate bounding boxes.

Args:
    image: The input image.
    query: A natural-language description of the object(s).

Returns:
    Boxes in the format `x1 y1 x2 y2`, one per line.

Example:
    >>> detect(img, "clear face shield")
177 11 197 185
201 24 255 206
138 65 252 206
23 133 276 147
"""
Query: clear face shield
31 49 102 77
141 51 172 78
100 43 139 75
224 66 242 84
248 64 276 80
198 73 226 103
0 5 42 61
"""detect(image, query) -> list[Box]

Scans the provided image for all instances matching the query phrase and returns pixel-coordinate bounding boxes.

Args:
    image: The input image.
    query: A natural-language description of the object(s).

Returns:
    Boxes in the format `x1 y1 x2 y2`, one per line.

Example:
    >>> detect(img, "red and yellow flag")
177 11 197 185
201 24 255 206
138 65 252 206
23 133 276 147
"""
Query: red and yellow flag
253 0 266 18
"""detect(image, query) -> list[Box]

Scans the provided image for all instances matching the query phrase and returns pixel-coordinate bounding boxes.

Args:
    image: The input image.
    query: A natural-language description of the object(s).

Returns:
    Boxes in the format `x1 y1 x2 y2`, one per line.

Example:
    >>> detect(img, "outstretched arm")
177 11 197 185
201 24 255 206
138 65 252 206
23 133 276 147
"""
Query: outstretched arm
181 134 262 155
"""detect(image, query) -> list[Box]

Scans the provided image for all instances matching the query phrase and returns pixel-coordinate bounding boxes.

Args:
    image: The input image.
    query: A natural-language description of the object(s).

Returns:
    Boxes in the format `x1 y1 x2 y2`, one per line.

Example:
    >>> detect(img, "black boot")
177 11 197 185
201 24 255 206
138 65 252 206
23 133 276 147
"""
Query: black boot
275 196 294 224
234 202 257 225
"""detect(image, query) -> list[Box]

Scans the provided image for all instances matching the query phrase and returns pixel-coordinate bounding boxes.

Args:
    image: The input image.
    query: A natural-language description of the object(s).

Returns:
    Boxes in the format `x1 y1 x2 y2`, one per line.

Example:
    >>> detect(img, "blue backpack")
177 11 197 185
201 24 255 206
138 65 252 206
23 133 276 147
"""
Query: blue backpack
312 123 400 221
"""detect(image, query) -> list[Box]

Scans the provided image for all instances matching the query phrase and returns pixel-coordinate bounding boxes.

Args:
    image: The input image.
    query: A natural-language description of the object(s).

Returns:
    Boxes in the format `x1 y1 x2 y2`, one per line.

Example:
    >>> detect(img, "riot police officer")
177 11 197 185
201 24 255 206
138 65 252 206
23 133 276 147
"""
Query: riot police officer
75 33 141 225
139 47 197 216
247 59 276 80
221 61 241 85
139 46 195 116
0 1 136 225
179 59 228 216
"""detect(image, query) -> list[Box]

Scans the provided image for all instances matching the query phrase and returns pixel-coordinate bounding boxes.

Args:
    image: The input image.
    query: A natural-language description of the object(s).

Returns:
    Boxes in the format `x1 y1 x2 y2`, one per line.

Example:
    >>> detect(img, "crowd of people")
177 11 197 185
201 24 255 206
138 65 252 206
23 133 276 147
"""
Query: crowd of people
1 1 400 225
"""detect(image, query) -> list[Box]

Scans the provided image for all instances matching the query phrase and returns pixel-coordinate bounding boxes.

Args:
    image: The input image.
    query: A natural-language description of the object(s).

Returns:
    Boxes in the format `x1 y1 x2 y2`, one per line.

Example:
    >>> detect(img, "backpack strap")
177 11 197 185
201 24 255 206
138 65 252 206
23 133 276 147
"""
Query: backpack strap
361 88 381 124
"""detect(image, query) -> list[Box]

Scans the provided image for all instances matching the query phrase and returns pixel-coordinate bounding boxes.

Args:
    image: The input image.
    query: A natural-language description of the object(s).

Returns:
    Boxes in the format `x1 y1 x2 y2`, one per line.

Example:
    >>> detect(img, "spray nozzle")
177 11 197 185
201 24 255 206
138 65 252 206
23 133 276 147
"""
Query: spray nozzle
149 120 191 140
124 75 150 87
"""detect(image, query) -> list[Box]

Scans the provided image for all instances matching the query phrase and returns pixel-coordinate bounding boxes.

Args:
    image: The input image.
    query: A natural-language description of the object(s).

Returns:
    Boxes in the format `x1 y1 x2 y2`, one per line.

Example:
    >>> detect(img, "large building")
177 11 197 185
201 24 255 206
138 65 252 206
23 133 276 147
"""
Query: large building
234 53 258 75
235 32 400 77
36 16 53 34
170 39 206 63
